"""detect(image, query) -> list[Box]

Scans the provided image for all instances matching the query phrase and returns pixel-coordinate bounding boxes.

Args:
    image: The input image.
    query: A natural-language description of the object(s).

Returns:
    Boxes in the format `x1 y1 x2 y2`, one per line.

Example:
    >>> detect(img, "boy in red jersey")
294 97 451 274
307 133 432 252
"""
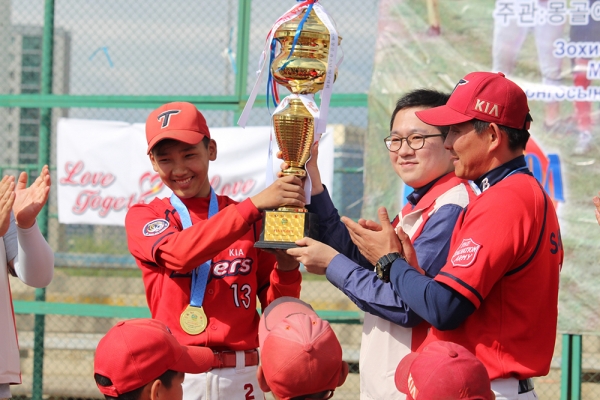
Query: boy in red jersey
125 102 304 400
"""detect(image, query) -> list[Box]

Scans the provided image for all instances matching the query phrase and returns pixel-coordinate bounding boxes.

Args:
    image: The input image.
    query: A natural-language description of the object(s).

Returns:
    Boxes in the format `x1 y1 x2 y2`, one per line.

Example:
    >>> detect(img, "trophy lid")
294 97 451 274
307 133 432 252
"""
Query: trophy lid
274 7 340 42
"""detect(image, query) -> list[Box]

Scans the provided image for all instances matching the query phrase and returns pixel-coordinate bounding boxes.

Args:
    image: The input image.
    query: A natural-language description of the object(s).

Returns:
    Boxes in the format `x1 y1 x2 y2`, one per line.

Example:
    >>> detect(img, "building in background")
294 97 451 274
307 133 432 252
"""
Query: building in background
5 25 70 166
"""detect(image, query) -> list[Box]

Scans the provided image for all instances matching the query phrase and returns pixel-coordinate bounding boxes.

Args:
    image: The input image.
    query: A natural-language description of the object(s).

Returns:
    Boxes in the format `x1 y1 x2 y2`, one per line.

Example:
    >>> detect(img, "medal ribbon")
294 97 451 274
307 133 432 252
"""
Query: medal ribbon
170 189 218 308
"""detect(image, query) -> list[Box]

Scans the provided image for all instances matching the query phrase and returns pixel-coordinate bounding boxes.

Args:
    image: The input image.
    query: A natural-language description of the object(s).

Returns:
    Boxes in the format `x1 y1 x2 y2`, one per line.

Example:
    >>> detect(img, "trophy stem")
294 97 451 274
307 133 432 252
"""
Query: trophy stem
281 167 307 177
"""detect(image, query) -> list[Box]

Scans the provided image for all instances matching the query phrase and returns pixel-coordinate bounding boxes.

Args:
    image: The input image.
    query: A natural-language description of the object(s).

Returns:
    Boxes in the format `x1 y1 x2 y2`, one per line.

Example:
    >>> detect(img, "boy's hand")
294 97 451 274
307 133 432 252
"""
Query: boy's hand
286 237 338 275
0 175 16 237
13 165 51 229
277 142 324 196
250 175 305 211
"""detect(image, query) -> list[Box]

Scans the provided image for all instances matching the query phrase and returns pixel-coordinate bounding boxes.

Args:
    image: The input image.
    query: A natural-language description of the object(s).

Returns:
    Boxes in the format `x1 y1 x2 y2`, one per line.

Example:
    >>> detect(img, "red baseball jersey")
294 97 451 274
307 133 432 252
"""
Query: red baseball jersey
424 173 562 380
125 195 302 350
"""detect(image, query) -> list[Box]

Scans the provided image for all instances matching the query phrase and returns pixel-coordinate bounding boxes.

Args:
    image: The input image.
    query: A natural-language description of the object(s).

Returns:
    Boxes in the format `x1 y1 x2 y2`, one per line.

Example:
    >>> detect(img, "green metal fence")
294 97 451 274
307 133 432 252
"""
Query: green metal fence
1 1 594 399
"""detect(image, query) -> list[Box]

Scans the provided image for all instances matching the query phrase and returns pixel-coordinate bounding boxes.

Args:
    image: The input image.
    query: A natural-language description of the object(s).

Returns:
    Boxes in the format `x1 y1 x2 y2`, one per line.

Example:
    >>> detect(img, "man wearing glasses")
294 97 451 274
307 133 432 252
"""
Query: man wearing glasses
286 89 474 399
342 72 562 399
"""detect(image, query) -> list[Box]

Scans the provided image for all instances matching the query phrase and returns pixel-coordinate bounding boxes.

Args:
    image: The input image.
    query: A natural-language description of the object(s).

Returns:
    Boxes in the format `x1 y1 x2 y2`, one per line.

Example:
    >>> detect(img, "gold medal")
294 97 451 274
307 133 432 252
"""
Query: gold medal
180 305 208 335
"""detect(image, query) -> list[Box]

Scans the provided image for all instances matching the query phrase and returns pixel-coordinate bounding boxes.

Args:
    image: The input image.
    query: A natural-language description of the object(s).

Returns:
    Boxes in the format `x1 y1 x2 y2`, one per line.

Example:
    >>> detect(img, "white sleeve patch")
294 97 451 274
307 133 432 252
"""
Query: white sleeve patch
142 219 170 236
450 238 481 267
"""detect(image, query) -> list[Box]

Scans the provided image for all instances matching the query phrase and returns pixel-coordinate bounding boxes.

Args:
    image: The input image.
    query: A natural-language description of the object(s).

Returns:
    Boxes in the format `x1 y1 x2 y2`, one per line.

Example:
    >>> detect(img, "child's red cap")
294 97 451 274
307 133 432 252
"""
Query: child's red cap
145 101 211 154
94 319 214 396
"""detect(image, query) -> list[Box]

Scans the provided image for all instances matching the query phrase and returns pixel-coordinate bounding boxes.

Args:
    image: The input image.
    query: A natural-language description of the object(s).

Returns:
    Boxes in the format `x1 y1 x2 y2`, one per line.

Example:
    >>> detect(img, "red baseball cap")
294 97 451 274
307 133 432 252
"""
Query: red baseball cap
416 71 531 130
94 319 214 396
259 297 343 400
145 101 211 154
395 341 493 400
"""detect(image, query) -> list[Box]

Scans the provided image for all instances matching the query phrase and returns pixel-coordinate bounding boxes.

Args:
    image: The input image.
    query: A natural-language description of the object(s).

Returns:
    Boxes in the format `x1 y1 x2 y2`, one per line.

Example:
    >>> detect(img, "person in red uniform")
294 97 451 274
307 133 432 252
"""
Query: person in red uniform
341 72 563 399
125 101 304 400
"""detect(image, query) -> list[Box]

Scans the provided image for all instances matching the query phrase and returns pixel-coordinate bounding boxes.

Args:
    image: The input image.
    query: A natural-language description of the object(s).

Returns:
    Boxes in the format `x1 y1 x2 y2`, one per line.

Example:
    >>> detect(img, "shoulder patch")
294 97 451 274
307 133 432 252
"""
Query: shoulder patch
450 238 481 267
142 219 170 236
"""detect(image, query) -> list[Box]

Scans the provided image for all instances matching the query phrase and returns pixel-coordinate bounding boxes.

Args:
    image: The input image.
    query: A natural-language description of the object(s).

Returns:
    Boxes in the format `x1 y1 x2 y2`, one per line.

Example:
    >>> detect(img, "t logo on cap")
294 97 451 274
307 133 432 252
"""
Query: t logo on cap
157 110 181 128
145 101 211 154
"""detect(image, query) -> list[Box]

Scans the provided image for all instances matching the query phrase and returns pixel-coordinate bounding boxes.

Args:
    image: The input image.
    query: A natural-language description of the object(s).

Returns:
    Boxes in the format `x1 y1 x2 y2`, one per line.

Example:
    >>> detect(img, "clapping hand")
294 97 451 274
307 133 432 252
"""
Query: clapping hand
0 175 16 237
342 207 422 273
13 165 51 229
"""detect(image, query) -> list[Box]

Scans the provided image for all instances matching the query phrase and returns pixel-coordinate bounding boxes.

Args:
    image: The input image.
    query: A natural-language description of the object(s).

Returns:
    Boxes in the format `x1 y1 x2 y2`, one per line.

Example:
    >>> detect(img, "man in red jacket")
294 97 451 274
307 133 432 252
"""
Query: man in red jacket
344 72 562 399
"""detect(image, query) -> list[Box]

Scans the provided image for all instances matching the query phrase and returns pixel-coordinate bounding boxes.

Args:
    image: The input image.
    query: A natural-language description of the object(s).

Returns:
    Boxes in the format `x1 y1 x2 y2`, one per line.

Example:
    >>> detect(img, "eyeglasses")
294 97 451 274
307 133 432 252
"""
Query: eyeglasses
383 133 445 151
290 390 334 400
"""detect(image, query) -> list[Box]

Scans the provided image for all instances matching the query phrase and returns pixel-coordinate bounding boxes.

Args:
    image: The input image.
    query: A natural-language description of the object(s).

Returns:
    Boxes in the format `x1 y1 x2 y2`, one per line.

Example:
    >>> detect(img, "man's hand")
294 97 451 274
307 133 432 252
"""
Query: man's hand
341 207 401 265
277 141 324 196
263 249 300 272
13 165 51 229
250 175 305 211
395 223 423 274
594 192 600 226
0 175 16 237
286 237 339 275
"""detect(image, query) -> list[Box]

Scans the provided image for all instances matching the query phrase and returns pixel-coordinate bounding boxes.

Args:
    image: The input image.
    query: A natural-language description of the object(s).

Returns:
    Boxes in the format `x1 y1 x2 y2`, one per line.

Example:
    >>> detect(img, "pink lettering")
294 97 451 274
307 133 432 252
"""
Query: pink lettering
72 190 98 214
80 171 91 186
101 174 115 186
221 183 232 196
210 175 221 189
60 160 115 188
241 179 255 194
60 161 84 185
72 190 140 218
216 179 256 197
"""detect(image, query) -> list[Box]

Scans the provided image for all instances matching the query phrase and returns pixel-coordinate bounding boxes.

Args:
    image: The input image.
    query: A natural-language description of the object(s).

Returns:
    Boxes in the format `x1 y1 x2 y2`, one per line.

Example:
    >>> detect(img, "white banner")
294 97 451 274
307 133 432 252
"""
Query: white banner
57 118 334 226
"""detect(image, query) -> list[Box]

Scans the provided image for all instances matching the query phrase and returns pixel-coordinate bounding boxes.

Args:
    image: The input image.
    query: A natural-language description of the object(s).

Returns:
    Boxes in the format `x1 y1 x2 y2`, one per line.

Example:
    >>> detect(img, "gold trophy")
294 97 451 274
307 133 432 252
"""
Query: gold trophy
255 5 341 249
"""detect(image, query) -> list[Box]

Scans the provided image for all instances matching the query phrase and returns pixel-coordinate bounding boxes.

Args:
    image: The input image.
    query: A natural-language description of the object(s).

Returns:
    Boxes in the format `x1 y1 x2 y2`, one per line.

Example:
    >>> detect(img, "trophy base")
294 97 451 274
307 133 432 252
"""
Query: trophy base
255 209 319 249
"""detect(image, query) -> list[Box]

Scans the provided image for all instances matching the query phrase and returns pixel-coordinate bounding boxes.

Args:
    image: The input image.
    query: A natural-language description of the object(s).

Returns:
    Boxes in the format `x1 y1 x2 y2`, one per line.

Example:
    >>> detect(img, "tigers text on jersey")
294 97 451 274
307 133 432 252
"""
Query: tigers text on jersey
125 194 301 349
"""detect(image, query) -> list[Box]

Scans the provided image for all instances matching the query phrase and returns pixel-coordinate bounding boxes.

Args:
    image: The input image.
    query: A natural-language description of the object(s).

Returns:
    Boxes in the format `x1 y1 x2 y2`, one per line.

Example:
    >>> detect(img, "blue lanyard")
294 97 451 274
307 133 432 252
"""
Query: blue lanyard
170 189 218 308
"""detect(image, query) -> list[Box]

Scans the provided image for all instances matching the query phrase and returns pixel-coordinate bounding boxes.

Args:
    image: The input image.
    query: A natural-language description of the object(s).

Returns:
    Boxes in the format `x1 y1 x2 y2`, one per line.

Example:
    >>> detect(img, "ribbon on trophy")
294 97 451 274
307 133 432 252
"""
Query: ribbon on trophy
170 189 218 335
237 1 314 127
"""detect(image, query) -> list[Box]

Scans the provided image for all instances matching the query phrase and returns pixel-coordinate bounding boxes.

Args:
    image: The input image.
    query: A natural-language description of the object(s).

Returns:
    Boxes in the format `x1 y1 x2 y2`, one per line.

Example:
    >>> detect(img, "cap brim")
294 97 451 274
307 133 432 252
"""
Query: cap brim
171 345 214 374
259 297 317 348
394 352 420 394
146 130 206 154
415 105 474 127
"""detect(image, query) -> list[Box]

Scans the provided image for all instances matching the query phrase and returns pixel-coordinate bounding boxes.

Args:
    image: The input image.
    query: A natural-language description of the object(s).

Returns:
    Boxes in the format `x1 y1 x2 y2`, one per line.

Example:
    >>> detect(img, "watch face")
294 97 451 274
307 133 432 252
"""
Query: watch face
375 253 399 283
375 264 384 280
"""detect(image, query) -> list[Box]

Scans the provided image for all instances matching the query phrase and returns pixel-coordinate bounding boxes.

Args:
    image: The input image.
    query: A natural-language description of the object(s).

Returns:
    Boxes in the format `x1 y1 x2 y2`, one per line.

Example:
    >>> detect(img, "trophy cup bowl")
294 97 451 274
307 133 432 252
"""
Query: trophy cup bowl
255 6 339 249
271 7 341 94
274 98 314 179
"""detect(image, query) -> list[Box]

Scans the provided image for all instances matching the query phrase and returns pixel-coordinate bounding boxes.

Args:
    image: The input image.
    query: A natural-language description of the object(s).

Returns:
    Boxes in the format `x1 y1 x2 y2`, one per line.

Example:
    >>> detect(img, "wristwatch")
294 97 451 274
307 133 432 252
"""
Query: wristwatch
375 252 402 283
